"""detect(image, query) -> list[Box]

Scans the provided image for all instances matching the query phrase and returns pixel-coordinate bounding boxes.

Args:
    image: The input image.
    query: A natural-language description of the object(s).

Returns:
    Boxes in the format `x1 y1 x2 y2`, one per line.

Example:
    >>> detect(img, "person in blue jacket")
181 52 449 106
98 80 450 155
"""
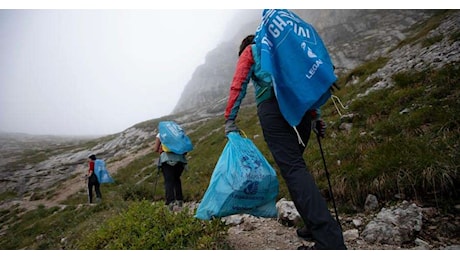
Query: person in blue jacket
224 34 346 250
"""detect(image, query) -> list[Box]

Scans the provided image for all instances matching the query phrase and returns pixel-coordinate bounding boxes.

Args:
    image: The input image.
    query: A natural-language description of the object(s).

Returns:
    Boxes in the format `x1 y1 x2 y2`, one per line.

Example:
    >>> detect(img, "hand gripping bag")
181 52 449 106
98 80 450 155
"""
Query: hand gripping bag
195 132 279 220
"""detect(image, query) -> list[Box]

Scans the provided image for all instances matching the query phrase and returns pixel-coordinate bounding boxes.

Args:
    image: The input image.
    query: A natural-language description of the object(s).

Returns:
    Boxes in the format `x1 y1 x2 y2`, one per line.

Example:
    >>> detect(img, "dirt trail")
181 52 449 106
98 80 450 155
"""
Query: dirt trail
3 147 152 212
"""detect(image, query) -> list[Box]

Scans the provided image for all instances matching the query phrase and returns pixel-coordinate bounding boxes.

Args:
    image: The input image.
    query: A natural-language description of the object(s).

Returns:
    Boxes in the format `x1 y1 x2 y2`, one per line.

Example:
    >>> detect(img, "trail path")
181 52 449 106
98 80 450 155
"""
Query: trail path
1 148 151 212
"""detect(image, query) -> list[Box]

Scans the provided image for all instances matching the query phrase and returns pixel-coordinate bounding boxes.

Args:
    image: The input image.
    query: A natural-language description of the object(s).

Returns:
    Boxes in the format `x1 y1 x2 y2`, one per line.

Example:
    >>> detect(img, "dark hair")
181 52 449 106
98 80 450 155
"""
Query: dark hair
238 34 255 56
88 154 96 160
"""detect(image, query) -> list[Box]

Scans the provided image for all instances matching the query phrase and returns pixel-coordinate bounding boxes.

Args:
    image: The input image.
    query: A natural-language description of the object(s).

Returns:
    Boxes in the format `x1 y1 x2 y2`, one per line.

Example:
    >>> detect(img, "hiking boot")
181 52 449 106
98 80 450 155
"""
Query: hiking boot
96 197 101 203
296 226 314 241
176 200 183 207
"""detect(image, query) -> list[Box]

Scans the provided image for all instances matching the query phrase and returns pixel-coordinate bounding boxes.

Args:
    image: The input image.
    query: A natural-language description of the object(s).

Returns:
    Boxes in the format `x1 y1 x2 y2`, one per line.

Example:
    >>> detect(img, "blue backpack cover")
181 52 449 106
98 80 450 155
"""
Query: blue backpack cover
158 121 193 154
195 132 279 220
254 9 336 127
94 159 114 184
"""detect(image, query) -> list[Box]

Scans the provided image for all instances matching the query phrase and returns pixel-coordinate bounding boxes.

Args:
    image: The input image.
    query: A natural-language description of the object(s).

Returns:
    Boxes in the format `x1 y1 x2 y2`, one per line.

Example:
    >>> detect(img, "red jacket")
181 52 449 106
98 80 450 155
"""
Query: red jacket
88 160 95 175
225 44 321 122
225 45 255 121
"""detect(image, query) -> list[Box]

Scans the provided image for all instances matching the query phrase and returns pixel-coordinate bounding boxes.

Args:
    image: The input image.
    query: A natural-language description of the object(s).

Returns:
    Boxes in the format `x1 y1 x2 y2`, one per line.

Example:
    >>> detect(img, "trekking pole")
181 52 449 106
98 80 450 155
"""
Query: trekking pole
83 173 90 204
152 158 161 201
316 133 342 230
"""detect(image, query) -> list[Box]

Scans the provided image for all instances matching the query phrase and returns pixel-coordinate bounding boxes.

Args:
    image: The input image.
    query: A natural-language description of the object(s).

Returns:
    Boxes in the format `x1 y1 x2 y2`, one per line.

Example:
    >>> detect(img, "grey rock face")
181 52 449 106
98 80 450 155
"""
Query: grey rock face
0 126 153 195
361 200 423 245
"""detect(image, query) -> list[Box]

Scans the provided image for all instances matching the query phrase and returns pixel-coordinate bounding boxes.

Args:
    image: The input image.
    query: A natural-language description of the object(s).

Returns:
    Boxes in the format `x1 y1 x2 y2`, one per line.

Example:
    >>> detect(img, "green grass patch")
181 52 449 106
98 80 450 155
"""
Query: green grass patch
76 200 229 249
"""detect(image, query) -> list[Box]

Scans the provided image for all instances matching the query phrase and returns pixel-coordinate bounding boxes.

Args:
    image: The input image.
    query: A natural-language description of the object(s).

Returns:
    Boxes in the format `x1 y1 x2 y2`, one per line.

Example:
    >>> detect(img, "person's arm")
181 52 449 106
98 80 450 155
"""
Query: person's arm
224 45 255 121
153 136 161 153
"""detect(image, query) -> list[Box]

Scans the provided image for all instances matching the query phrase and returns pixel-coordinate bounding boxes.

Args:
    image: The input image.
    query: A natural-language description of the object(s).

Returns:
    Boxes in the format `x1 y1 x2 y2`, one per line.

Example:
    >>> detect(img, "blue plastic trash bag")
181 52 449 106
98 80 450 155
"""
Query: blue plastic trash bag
255 9 336 127
94 159 114 184
158 121 193 154
195 132 279 220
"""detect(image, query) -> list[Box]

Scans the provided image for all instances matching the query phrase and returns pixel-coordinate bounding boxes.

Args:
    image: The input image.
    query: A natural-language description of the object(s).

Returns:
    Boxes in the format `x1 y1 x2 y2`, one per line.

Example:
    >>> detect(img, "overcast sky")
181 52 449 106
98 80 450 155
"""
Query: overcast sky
0 9 258 136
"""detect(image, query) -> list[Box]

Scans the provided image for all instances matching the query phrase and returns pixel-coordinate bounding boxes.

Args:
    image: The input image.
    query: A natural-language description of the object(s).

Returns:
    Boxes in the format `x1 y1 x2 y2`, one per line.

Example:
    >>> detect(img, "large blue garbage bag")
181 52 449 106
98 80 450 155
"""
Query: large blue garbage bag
255 9 336 127
158 121 193 154
95 159 114 184
195 132 279 220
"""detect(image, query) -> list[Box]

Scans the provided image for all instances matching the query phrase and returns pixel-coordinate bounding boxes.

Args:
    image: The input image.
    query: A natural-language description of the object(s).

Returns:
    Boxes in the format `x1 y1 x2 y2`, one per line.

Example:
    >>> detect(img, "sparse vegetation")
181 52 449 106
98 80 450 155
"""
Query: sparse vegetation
317 62 459 210
341 56 390 86
76 200 229 250
0 10 459 250
393 10 452 50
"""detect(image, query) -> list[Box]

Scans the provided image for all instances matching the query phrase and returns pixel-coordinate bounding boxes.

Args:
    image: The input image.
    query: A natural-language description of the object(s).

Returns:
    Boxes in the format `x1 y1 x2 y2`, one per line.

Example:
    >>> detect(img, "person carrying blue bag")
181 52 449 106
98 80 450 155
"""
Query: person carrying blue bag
224 9 346 250
86 154 114 204
153 121 191 210
87 154 102 204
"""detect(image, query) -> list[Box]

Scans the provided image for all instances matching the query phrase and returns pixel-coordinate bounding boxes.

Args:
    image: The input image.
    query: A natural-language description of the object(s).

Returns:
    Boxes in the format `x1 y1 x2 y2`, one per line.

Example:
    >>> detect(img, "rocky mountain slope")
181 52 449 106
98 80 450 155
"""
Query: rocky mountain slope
172 9 437 114
3 9 457 204
0 9 459 250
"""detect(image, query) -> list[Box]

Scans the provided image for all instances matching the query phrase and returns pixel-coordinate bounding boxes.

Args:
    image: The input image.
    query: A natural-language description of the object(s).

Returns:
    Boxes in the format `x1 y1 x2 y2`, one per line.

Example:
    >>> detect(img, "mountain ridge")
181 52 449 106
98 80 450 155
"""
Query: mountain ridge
0 9 459 250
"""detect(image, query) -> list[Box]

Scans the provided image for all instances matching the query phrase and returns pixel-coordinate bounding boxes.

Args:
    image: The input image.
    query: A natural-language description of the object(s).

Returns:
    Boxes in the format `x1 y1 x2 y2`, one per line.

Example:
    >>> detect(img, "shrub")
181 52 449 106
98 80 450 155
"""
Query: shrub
77 200 230 249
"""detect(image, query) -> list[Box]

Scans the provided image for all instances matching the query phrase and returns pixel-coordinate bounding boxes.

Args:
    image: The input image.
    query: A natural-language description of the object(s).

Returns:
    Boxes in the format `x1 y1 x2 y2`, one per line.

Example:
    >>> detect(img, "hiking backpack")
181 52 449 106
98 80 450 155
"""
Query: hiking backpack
158 121 193 155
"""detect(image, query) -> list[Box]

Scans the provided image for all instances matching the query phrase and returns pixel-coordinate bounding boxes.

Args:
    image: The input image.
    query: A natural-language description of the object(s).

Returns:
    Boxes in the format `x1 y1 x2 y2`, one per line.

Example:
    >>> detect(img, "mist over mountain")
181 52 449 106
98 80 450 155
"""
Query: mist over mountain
171 10 261 115
1 9 459 250
172 9 436 114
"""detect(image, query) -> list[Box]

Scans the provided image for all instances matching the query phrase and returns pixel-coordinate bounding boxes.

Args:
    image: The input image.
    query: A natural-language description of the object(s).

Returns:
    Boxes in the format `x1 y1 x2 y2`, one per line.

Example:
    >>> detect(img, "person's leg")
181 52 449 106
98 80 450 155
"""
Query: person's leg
172 163 184 203
95 179 102 202
162 164 176 206
87 179 94 204
257 98 346 250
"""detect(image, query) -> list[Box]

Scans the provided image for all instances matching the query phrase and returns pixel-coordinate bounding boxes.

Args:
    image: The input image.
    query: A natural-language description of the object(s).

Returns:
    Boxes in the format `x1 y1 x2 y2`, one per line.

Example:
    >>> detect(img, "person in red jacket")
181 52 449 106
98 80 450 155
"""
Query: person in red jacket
224 34 346 250
87 154 102 204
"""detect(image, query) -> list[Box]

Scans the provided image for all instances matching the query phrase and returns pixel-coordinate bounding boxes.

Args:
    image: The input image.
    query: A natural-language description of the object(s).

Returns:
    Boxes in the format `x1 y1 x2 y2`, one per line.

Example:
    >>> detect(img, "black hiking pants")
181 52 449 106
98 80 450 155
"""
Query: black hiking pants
257 97 346 250
88 173 101 203
162 162 184 205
